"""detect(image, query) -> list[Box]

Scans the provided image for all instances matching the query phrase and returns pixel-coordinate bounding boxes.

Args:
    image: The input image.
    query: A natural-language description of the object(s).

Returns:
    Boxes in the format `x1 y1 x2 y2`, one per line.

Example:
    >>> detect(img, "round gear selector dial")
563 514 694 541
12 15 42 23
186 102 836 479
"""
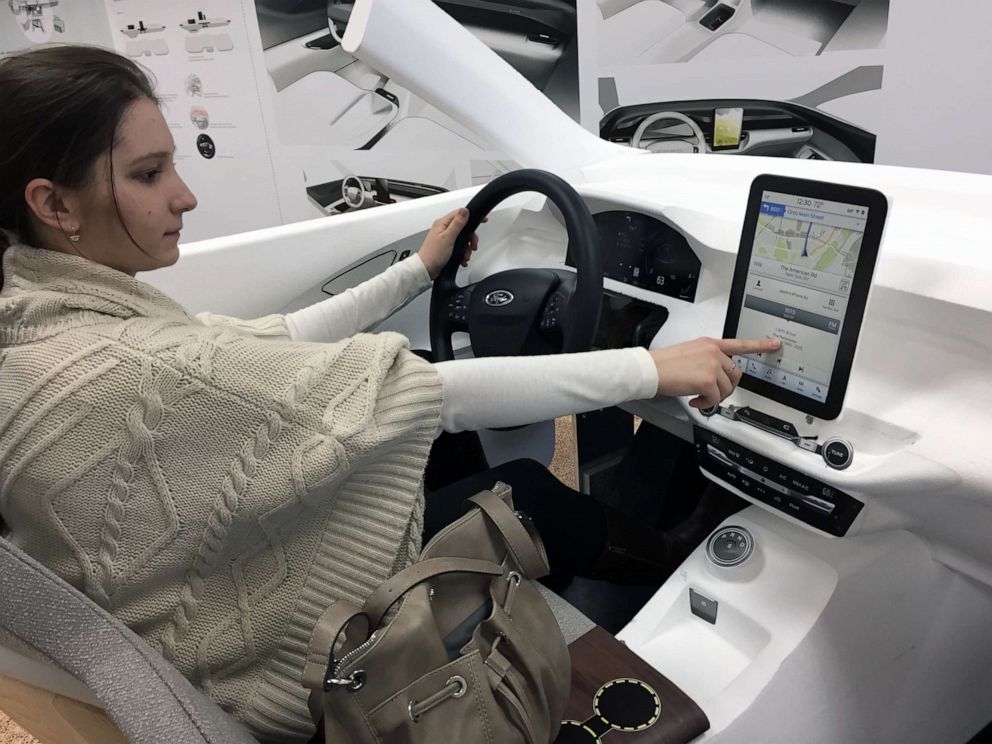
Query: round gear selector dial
706 526 754 567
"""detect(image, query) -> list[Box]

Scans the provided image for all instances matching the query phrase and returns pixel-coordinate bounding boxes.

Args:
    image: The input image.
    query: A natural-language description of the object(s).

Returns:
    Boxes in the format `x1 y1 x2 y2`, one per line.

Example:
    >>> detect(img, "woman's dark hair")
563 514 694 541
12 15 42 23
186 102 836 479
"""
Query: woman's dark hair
0 45 159 283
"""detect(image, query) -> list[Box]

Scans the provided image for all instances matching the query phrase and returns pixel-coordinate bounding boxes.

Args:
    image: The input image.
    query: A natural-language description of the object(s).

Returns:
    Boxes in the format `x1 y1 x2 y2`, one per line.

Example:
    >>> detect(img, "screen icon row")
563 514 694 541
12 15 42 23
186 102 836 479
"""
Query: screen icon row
735 356 828 402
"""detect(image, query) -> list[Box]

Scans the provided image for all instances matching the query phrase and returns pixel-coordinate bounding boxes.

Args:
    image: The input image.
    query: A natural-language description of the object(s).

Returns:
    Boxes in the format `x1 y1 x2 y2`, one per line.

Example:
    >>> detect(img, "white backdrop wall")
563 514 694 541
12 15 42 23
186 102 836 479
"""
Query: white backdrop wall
2 0 991 242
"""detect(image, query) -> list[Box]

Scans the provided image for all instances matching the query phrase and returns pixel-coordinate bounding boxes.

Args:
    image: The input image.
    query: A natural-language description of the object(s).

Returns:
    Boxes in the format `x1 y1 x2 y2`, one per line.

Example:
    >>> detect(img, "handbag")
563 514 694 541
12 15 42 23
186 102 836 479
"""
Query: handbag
302 482 572 743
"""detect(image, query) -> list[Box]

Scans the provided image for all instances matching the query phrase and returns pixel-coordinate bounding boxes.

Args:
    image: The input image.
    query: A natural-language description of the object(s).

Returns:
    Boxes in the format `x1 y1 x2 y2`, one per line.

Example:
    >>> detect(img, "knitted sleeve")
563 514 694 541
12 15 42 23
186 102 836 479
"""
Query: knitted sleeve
194 311 291 339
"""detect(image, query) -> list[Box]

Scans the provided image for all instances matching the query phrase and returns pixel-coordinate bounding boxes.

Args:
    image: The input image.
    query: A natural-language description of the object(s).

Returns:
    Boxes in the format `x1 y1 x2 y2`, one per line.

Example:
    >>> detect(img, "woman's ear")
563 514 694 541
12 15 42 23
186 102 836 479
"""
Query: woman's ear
23 178 80 234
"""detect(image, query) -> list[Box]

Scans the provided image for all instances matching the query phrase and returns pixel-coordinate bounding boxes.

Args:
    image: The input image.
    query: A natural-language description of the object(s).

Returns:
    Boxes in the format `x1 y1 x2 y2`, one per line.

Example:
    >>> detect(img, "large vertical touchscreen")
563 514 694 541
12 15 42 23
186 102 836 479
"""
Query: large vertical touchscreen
723 176 887 420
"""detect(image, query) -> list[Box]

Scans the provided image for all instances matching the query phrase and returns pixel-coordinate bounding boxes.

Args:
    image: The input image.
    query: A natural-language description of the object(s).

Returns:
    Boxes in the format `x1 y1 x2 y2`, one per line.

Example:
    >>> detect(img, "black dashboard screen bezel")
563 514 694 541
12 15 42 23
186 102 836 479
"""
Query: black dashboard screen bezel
723 174 888 420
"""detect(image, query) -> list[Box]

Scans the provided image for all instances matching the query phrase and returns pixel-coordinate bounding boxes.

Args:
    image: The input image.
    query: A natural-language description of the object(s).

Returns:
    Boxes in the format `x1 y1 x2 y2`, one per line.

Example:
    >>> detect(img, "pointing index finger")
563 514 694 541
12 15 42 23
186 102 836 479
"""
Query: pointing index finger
717 337 782 355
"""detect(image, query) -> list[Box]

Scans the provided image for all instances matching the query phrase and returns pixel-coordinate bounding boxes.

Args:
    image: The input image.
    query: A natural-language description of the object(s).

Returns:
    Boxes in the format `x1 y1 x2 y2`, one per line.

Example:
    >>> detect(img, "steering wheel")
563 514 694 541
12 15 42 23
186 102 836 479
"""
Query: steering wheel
430 169 603 362
631 111 707 154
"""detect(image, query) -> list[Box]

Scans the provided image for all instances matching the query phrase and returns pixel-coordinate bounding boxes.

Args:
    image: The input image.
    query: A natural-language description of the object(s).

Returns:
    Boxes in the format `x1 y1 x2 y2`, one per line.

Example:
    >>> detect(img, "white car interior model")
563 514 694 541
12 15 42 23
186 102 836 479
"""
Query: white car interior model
598 0 890 65
1 0 990 742
257 0 579 149
601 99 876 161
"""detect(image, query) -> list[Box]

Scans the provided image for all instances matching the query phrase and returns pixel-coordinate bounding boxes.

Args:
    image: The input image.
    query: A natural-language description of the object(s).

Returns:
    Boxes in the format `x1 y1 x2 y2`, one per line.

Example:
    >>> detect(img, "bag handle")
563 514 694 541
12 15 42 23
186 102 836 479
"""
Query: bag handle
468 487 550 580
302 559 503 697
301 600 368 693
363 557 504 632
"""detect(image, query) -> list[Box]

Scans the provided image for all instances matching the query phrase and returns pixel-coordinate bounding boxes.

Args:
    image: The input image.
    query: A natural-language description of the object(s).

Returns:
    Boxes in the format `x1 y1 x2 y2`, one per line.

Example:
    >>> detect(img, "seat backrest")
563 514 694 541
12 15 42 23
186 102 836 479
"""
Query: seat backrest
0 536 258 744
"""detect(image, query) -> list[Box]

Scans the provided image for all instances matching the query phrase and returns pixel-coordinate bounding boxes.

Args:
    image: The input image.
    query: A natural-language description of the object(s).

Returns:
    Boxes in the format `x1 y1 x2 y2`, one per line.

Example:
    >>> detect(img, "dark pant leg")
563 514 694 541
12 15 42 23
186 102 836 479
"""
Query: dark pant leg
423 458 607 576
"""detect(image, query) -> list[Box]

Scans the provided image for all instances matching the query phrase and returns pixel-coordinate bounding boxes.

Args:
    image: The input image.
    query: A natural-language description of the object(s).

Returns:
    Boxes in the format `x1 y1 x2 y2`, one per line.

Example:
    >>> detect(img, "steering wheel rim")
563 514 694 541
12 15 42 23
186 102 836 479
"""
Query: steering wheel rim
631 111 707 153
429 169 603 362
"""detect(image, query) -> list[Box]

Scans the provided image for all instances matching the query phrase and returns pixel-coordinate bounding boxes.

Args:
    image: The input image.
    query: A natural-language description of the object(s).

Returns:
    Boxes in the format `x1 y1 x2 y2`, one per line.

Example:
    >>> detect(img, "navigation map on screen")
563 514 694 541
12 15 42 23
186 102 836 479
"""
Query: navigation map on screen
731 190 868 403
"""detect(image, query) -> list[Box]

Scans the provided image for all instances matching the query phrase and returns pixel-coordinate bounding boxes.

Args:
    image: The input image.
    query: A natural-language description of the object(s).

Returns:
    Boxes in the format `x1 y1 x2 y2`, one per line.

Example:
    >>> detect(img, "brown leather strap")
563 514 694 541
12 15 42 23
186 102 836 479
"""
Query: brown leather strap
363 557 504 631
301 600 367 692
469 487 549 579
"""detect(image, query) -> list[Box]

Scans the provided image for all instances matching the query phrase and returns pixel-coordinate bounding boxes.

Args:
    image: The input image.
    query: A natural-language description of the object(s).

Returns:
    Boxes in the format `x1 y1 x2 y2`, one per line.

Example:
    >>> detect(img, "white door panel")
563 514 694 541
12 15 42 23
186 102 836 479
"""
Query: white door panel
148 190 477 318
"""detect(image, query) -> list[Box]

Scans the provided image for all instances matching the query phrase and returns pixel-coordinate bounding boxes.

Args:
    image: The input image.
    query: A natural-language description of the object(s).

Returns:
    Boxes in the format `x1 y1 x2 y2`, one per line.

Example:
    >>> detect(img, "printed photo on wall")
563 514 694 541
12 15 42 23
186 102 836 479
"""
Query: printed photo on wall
252 0 580 150
292 149 464 221
1 0 114 54
596 0 888 66
598 64 882 163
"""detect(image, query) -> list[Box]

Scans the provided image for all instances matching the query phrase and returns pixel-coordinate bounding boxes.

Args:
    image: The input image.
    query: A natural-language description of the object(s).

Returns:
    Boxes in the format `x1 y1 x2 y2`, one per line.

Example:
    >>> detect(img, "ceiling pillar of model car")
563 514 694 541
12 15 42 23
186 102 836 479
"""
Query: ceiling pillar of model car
339 0 637 178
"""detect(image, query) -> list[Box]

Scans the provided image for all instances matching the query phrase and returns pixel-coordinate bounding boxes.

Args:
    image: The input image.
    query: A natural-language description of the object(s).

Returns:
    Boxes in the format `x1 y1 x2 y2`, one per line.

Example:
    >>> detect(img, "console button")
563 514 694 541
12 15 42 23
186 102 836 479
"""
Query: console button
693 427 863 537
822 438 854 470
690 588 718 624
801 494 836 514
706 526 754 567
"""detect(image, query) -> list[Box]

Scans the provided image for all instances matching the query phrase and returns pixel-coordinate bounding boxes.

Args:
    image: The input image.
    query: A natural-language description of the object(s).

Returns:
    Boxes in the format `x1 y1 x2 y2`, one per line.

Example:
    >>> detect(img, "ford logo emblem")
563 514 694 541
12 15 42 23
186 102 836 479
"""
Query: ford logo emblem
485 290 515 307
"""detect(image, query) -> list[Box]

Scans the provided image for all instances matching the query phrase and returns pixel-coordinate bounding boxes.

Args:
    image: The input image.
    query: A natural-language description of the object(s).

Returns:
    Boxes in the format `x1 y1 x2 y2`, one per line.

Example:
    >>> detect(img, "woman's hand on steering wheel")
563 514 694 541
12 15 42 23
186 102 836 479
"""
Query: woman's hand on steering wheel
650 336 782 409
418 208 482 279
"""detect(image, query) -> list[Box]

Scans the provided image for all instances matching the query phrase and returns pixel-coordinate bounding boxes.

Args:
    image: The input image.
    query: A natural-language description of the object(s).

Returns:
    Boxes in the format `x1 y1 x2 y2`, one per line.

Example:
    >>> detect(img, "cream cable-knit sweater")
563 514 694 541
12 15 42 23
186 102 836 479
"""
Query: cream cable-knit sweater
0 245 443 742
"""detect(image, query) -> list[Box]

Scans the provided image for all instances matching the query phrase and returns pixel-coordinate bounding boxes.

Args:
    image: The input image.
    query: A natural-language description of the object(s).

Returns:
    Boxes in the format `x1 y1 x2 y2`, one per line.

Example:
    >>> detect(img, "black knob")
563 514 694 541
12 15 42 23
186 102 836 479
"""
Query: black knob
706 526 754 567
821 438 853 470
699 405 719 417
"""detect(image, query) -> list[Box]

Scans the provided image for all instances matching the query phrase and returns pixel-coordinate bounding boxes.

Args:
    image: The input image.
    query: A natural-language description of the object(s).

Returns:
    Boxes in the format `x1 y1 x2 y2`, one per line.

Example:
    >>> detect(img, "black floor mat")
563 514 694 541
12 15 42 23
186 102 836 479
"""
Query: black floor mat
968 720 992 743
597 421 709 531
562 421 710 633
560 577 661 635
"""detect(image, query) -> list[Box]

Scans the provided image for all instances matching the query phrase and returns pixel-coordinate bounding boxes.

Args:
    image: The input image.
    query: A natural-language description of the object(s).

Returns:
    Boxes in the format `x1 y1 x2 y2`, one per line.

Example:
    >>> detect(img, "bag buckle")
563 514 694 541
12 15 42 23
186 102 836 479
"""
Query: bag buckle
324 669 366 692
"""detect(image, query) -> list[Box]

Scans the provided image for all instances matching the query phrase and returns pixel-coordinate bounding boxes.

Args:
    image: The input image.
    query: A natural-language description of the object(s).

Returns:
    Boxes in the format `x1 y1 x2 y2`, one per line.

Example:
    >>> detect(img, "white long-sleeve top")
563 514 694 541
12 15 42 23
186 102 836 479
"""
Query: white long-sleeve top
286 255 660 432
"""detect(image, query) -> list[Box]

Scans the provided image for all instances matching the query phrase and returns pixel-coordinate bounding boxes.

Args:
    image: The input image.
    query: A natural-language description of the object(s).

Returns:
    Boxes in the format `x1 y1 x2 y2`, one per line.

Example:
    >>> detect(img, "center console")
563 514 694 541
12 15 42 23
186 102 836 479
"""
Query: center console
698 174 887 536
695 426 863 537
615 175 896 737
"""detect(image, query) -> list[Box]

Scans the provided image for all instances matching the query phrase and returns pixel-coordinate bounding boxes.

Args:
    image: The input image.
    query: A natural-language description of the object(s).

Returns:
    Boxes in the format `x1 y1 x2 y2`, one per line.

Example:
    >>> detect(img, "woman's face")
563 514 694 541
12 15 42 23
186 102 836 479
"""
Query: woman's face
71 97 198 274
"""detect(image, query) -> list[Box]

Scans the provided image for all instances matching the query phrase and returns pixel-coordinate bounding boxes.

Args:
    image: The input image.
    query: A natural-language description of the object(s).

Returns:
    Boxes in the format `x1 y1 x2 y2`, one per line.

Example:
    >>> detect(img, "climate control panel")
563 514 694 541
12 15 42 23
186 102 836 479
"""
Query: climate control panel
695 427 864 537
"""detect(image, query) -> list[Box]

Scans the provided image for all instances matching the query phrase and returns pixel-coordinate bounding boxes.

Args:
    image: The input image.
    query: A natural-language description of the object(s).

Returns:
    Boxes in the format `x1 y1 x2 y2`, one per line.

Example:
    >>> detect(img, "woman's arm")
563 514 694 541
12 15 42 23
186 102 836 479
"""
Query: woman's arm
435 336 782 433
286 254 432 342
287 208 478 343
435 347 657 432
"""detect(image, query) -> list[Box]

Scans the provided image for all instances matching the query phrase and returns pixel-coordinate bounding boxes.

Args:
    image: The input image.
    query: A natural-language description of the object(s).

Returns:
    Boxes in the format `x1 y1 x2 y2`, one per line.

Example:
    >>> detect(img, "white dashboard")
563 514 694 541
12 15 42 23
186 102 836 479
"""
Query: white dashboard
431 152 992 589
154 150 992 590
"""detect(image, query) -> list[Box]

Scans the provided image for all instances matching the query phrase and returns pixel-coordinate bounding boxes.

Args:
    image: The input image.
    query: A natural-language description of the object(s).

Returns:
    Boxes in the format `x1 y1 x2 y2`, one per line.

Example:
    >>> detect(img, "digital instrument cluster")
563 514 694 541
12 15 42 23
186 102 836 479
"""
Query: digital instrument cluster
568 211 700 302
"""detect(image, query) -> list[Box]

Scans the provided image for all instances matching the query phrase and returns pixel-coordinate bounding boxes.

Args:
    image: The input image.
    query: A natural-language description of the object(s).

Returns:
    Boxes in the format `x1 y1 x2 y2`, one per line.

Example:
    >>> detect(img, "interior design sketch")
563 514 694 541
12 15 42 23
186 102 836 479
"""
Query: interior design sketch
601 98 875 161
120 20 165 38
185 73 202 96
179 11 231 33
179 11 233 53
122 20 168 57
185 34 233 53
189 105 209 129
7 0 62 39
306 174 448 215
598 0 889 65
255 0 579 150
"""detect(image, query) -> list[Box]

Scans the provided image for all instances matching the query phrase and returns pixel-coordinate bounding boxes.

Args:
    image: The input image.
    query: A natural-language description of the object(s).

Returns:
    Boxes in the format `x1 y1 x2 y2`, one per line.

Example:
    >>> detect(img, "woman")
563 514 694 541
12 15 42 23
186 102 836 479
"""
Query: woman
0 46 778 741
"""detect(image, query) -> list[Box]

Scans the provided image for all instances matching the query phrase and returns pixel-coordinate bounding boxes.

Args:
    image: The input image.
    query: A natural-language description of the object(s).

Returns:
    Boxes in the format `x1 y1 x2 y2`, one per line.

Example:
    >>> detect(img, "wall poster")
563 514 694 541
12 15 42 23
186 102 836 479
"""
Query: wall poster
4 0 992 242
